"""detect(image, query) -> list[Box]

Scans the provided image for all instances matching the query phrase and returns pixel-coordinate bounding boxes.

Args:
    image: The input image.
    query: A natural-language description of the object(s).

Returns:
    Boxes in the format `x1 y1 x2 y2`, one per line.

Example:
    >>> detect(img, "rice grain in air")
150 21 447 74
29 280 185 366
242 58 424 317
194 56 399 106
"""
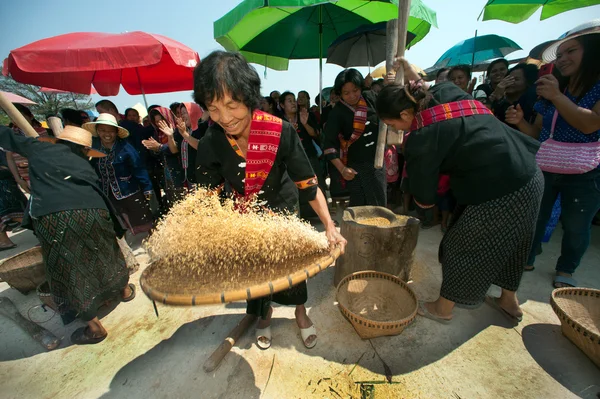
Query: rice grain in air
143 188 329 295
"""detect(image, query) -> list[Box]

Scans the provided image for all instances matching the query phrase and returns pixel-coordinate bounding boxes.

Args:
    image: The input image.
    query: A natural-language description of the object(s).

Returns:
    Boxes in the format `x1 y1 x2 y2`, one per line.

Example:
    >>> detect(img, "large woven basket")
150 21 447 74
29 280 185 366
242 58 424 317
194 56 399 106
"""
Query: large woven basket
140 247 341 306
0 247 45 294
336 270 418 339
550 287 600 368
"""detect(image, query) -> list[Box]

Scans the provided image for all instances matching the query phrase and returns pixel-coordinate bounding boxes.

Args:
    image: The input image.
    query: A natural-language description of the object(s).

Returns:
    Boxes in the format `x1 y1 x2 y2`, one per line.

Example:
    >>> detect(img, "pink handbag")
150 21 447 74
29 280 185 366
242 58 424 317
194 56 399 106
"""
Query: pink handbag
536 110 600 174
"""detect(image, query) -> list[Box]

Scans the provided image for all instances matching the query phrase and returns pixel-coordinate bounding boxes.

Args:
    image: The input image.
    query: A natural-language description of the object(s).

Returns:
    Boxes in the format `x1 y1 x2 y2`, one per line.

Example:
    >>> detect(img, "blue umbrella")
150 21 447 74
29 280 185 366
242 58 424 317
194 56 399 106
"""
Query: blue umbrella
432 33 521 69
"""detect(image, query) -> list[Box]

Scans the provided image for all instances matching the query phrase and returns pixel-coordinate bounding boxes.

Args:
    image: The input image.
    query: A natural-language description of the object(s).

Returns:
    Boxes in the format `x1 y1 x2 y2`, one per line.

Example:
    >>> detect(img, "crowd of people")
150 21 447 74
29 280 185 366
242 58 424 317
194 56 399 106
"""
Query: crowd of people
0 20 598 345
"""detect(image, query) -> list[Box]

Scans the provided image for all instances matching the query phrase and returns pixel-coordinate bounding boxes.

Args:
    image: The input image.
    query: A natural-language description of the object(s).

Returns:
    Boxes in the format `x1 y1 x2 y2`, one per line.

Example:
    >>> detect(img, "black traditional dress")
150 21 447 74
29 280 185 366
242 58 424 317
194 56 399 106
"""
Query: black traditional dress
0 151 26 232
0 128 129 324
323 90 386 205
195 111 318 318
405 82 543 306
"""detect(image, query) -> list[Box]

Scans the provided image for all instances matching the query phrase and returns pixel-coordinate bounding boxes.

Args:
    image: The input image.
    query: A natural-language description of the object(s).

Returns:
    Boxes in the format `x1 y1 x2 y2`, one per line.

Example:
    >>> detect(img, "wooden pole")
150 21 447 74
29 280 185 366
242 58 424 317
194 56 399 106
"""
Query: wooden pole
47 116 63 137
0 297 61 351
203 314 257 373
0 92 39 138
374 0 412 169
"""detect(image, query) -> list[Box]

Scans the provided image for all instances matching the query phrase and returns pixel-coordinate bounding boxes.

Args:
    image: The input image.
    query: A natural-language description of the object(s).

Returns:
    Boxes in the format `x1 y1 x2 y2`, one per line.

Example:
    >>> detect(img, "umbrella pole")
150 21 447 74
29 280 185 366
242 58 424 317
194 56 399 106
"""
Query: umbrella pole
0 92 39 138
319 5 323 115
374 0 411 169
471 30 478 69
135 68 149 110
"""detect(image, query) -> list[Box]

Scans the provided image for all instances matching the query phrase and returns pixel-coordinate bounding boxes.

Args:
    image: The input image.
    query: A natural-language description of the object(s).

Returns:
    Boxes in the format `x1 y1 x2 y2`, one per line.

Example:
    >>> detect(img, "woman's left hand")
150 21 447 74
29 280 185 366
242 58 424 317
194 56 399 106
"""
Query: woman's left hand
536 74 561 101
325 224 347 255
142 137 162 152
300 108 309 125
157 120 174 136
175 117 188 137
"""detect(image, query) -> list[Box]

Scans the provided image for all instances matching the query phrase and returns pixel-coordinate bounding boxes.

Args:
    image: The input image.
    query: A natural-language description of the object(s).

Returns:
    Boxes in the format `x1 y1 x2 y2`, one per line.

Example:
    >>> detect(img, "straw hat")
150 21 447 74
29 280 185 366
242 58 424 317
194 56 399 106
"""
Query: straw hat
39 126 106 158
82 113 129 139
542 19 600 63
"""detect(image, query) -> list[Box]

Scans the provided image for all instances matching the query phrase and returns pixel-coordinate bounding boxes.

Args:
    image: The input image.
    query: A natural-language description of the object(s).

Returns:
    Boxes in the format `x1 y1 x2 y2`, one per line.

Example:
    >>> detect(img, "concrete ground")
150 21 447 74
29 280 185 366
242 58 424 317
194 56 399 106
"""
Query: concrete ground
1 219 599 399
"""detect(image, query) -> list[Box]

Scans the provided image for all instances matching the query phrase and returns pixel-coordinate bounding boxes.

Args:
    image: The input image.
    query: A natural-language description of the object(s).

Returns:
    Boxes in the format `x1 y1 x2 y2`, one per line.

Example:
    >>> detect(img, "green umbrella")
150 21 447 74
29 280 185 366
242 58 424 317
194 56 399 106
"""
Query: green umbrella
479 0 600 24
214 0 437 61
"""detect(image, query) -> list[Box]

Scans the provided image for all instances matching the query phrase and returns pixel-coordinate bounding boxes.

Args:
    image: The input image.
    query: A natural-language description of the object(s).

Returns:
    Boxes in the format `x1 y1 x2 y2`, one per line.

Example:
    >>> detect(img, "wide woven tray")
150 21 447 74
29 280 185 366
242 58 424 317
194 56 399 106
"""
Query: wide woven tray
140 246 341 306
550 287 600 368
337 270 418 339
0 247 45 294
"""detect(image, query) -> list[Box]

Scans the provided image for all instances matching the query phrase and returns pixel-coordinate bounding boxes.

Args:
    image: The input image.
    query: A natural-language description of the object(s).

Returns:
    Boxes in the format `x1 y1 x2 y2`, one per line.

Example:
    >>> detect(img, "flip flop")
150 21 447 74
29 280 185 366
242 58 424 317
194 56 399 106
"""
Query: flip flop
71 327 107 345
0 244 17 252
484 296 523 325
417 301 452 324
256 326 272 350
300 325 317 349
122 284 136 302
553 275 577 288
524 265 535 272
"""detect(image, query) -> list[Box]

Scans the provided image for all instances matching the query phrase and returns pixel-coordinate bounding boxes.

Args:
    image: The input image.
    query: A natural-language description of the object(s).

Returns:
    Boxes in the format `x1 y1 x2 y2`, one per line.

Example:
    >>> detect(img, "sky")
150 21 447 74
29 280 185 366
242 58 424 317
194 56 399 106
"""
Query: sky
0 0 598 113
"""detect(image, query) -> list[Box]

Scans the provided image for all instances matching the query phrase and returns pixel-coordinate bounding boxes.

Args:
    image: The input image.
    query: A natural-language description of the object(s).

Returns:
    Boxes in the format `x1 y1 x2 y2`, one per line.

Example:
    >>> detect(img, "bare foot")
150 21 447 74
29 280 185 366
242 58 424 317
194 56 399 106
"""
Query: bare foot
497 297 523 319
122 284 133 299
256 307 273 347
421 302 453 321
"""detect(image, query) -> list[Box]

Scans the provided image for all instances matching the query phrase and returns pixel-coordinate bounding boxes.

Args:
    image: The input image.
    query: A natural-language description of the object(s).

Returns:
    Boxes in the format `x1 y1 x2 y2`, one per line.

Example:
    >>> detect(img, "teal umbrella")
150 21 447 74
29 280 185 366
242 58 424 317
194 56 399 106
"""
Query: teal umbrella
430 33 521 69
479 0 600 24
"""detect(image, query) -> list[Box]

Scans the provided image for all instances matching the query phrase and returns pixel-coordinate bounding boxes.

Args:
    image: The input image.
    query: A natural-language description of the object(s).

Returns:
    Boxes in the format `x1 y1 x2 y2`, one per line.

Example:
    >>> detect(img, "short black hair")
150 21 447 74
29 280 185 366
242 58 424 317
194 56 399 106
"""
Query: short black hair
147 105 160 113
124 108 139 118
315 94 321 105
263 96 276 109
376 83 430 120
95 99 118 113
436 68 449 79
270 90 280 97
193 51 262 111
169 102 181 115
509 63 539 87
568 35 600 98
61 108 84 126
334 69 364 95
448 65 472 80
279 91 295 106
486 58 509 77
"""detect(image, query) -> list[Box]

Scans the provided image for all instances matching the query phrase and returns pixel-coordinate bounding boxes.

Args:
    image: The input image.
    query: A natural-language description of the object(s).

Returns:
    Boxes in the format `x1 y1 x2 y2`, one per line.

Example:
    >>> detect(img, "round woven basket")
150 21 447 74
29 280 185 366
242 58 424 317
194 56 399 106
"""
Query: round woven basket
140 246 341 306
336 270 418 339
0 247 45 294
550 287 600 368
36 281 58 311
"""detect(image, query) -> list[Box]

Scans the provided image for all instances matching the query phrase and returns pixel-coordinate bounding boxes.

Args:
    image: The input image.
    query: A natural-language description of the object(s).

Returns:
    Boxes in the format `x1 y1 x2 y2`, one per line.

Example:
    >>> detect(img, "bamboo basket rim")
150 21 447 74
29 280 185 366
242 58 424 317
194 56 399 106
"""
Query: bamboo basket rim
550 287 600 341
336 270 418 327
140 246 342 306
0 246 43 274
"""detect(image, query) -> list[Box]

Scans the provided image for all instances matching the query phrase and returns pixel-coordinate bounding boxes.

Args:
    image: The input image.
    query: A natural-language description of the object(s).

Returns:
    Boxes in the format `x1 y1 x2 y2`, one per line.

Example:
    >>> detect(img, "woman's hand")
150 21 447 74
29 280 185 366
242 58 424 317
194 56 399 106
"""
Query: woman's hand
325 224 347 254
505 104 524 125
341 166 358 181
157 120 174 136
142 137 162 152
144 192 153 201
536 74 561 102
175 117 189 138
385 71 396 86
492 75 515 99
392 57 421 83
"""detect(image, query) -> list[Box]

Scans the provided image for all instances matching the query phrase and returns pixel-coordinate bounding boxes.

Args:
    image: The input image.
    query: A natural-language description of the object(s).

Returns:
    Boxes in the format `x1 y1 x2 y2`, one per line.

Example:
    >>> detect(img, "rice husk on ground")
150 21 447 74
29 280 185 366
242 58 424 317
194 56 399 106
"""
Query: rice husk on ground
143 189 329 295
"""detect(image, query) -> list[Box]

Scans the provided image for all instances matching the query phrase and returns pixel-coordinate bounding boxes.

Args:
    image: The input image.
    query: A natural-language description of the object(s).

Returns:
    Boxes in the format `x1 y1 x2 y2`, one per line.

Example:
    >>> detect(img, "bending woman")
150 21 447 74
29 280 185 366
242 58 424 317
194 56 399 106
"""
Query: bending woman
377 58 542 325
0 125 135 345
193 51 346 349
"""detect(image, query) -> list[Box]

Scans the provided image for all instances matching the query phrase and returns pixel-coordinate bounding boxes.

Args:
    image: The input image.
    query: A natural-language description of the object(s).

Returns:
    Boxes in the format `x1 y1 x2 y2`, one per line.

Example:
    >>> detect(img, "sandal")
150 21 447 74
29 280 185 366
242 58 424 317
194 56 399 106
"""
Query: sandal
71 326 107 345
256 326 272 350
553 275 577 289
485 296 522 326
300 325 317 349
0 243 17 252
524 265 535 272
122 283 136 302
417 301 452 324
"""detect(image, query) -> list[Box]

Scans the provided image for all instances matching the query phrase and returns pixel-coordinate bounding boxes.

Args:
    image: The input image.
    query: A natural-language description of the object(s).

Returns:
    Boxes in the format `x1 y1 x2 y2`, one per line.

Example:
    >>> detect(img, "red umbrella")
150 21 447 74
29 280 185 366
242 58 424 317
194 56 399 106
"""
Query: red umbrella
0 91 36 105
40 87 98 95
3 31 200 104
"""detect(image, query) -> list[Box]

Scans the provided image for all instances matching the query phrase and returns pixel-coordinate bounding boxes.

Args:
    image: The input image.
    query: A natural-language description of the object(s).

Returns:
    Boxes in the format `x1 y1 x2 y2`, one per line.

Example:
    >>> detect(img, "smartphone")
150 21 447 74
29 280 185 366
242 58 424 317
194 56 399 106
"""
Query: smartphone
538 63 554 78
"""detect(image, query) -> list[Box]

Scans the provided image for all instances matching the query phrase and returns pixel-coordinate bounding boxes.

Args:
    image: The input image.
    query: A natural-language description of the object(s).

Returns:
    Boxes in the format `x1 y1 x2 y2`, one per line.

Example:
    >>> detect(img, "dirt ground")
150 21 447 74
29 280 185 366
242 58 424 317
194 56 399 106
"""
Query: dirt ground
1 220 599 399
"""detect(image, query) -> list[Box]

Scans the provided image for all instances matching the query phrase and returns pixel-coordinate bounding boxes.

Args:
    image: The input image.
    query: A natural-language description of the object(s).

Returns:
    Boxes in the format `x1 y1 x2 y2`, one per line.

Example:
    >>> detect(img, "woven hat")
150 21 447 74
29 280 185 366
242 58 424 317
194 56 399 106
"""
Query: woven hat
542 19 600 63
39 126 106 158
82 113 129 139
